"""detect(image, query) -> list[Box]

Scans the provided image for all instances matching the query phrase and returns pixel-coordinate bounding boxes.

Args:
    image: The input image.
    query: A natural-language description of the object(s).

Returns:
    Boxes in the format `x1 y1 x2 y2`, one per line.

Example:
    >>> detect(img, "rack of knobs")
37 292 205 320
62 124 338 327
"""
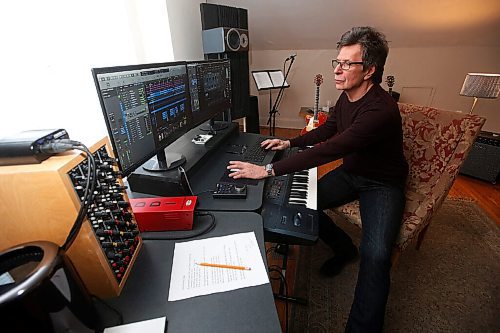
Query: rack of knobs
0 137 142 297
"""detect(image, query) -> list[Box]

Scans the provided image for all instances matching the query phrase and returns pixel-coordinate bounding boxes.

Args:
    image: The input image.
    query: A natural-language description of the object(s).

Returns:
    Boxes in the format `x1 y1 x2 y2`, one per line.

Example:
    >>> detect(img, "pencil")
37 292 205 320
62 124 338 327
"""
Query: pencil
196 262 251 270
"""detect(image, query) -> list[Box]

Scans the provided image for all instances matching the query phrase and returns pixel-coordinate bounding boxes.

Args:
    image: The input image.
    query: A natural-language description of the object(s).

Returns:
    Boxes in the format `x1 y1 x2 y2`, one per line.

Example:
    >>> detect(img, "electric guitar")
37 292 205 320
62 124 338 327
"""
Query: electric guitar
301 74 327 135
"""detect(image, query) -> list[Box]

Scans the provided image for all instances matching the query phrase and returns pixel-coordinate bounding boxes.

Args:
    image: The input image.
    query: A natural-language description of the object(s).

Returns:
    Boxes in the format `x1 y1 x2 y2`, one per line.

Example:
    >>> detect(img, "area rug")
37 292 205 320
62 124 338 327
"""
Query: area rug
289 198 500 332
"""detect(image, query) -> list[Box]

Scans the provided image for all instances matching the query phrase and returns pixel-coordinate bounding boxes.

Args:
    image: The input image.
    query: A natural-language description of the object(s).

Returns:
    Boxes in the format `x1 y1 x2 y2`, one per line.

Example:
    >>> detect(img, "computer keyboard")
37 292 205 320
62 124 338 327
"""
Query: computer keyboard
242 140 268 163
219 139 270 186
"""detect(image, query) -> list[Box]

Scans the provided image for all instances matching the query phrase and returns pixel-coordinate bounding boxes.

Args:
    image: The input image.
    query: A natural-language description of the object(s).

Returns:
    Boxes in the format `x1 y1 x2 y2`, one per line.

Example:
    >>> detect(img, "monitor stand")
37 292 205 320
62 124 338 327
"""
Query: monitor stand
127 122 239 197
142 149 186 172
199 119 229 135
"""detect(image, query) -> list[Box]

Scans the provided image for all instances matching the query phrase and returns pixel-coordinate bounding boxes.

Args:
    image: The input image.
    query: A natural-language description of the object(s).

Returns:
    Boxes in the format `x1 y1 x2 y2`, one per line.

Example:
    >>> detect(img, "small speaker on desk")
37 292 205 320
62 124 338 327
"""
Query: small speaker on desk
459 131 500 184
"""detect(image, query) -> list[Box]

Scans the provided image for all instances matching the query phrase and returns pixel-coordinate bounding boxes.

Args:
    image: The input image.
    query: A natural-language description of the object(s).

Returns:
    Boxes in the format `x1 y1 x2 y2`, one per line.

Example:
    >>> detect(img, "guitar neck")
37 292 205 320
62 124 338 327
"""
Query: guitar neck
313 86 320 119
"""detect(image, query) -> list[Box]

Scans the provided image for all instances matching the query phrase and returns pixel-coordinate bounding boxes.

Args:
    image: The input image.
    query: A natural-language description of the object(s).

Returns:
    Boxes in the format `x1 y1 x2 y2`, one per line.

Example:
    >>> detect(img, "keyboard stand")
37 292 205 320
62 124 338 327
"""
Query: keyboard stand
272 244 307 305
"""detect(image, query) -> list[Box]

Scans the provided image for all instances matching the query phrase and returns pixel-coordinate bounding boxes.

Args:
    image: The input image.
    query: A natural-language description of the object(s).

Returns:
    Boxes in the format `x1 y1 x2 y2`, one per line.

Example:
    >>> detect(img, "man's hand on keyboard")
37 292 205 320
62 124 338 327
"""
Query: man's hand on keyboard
261 138 290 151
227 161 268 180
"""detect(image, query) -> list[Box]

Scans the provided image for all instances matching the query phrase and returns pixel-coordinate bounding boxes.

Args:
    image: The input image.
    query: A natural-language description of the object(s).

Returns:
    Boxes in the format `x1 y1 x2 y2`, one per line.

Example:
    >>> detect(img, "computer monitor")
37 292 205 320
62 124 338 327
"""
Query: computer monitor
187 59 232 133
92 62 192 176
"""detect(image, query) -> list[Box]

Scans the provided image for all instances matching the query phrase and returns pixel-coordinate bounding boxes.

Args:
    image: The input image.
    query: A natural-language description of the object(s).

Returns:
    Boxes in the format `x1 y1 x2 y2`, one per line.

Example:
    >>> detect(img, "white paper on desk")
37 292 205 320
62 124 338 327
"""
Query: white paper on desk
168 232 269 301
252 72 273 89
103 317 166 333
269 71 288 87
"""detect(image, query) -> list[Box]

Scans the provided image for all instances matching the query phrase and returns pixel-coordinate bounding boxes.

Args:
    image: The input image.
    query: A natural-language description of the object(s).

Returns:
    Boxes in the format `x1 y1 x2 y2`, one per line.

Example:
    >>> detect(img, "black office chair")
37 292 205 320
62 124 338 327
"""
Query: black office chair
0 241 100 332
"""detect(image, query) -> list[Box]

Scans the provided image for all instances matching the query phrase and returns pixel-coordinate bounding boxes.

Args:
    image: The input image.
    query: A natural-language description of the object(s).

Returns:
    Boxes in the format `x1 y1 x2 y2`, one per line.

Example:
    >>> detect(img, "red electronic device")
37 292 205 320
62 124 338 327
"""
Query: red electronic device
130 196 197 232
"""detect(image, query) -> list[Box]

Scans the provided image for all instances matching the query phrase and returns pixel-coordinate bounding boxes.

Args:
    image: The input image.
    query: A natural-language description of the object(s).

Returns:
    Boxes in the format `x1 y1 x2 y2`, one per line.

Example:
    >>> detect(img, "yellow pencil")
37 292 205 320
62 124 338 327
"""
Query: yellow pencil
196 262 251 270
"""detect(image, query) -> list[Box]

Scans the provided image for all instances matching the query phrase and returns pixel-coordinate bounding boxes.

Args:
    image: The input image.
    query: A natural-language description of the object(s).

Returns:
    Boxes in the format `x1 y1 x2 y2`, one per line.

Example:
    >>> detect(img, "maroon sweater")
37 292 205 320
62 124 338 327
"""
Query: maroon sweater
273 84 408 185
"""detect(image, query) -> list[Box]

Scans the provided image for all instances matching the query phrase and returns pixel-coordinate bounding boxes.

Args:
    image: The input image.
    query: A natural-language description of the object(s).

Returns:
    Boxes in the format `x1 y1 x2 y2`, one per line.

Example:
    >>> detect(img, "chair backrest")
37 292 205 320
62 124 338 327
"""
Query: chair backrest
397 103 485 248
331 103 485 251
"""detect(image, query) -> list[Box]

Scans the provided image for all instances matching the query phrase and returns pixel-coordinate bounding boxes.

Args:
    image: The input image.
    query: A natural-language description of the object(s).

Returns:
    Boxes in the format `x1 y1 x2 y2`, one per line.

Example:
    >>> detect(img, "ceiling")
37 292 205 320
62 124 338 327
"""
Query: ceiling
208 0 500 50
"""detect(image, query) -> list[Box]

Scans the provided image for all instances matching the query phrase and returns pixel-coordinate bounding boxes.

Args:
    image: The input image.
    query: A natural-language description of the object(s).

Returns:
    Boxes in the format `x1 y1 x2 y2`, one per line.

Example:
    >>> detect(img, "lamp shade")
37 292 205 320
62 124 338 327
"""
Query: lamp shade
460 73 500 99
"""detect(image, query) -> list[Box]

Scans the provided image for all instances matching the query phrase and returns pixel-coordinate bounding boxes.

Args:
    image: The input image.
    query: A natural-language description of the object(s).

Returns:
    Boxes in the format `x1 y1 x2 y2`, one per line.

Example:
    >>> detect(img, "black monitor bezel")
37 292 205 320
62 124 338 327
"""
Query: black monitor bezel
186 59 232 128
91 61 192 177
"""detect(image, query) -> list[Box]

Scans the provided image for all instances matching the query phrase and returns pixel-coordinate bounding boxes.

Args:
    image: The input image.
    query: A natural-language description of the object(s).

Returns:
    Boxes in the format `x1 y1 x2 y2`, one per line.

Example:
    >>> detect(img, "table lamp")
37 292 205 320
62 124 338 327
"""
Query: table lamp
459 73 500 114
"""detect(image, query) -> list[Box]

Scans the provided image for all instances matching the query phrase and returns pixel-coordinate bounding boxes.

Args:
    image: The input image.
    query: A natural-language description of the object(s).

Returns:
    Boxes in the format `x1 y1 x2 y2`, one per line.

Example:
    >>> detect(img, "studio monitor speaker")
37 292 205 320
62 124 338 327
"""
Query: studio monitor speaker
202 27 249 54
200 3 250 120
459 131 500 184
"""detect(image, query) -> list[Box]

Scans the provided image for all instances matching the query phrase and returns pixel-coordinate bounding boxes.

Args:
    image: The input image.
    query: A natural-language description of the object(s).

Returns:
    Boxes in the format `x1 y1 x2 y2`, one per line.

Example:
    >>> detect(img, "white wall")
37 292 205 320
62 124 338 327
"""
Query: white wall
250 47 500 133
166 0 205 61
2 1 497 149
0 0 174 146
250 50 340 129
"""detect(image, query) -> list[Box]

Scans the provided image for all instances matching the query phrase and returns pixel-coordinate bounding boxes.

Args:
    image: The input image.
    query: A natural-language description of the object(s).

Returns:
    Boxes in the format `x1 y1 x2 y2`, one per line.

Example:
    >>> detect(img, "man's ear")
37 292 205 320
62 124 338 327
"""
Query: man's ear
364 65 376 81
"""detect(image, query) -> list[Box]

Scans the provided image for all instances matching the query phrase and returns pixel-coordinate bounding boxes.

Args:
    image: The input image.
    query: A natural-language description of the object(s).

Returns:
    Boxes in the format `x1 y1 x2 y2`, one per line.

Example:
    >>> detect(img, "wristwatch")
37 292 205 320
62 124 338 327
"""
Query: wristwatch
265 163 273 177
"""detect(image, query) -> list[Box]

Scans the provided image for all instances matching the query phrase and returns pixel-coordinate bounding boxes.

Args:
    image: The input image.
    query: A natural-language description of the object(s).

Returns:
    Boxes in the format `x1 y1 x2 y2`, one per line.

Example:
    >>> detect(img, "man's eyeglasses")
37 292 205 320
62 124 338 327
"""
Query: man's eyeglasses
332 60 364 70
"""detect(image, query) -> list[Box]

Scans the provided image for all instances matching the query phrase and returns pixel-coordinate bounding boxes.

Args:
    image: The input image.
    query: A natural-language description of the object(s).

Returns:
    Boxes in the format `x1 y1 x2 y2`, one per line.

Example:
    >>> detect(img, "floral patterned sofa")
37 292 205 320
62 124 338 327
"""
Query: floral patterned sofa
327 103 486 261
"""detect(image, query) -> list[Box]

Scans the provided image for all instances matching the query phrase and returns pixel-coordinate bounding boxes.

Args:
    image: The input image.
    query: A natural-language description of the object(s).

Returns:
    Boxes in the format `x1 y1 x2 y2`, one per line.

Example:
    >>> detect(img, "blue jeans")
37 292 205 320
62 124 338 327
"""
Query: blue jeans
317 167 406 333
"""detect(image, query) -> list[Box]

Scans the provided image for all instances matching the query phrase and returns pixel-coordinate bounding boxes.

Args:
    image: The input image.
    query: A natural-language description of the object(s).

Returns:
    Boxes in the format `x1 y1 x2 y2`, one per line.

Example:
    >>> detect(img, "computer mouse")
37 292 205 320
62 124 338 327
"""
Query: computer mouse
293 212 302 226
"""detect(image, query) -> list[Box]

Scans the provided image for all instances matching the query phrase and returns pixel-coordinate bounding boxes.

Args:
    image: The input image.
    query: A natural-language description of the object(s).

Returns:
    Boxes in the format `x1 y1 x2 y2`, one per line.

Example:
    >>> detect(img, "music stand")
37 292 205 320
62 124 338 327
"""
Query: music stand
252 69 291 136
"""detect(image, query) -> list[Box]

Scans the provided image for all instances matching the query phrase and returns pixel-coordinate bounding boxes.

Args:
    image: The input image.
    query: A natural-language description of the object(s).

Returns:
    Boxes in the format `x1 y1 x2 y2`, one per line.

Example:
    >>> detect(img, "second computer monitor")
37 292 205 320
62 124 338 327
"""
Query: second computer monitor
187 60 232 131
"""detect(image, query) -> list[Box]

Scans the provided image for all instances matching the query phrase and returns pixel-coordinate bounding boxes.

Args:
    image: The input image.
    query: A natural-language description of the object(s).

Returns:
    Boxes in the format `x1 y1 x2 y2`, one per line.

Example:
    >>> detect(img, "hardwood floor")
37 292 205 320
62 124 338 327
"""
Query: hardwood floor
263 126 499 332
447 174 499 223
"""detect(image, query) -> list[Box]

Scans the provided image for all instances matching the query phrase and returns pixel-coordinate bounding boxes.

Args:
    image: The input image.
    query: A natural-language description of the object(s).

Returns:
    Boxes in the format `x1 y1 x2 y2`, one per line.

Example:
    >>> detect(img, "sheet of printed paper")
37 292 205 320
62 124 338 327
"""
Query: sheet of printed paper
168 232 269 301
252 72 273 89
269 71 288 87
103 317 166 333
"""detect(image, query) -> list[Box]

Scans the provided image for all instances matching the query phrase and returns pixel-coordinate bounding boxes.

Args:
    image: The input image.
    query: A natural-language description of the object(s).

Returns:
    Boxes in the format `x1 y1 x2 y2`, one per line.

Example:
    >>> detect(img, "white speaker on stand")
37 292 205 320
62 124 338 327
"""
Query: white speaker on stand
202 27 249 54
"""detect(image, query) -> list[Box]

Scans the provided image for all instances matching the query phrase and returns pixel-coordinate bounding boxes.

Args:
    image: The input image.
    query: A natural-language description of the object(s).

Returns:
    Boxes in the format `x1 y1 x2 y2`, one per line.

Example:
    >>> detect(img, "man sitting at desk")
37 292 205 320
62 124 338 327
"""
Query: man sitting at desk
227 26 408 333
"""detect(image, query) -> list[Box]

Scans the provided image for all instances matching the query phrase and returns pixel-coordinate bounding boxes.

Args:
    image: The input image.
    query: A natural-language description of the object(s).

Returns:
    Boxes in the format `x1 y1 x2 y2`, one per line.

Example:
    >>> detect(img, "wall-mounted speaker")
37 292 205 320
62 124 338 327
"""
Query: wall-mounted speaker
459 131 500 184
202 27 249 54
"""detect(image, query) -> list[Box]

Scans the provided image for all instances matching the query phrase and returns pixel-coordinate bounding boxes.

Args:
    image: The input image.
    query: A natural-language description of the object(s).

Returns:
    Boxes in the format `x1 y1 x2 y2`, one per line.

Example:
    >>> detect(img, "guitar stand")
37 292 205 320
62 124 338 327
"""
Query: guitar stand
273 244 307 305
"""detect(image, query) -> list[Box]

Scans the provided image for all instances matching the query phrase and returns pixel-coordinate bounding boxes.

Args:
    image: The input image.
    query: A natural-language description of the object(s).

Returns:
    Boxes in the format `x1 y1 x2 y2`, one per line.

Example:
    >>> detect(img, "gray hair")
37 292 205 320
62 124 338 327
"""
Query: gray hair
337 26 389 84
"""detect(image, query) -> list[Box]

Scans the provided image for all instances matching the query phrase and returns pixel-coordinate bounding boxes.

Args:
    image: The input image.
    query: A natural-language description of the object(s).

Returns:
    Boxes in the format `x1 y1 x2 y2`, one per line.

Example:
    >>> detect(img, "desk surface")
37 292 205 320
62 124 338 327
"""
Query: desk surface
104 212 281 333
190 131 274 211
128 124 276 212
